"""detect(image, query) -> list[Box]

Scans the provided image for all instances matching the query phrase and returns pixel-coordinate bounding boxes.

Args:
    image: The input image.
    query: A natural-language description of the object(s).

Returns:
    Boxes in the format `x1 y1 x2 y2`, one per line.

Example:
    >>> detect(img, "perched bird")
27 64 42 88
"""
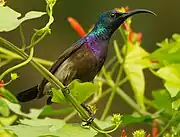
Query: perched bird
16 9 155 103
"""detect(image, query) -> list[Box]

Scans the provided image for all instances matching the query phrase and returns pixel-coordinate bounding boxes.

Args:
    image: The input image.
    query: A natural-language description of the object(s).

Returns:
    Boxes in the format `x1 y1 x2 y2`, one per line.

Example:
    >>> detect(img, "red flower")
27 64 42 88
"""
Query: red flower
115 6 130 12
67 17 86 38
122 22 132 32
147 134 151 137
124 6 130 12
128 31 143 44
152 120 158 137
0 80 4 89
121 129 127 137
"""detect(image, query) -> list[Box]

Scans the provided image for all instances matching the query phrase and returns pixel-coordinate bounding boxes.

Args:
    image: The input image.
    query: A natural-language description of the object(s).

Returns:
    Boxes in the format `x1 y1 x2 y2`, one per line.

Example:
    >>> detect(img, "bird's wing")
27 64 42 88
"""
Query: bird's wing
37 40 85 98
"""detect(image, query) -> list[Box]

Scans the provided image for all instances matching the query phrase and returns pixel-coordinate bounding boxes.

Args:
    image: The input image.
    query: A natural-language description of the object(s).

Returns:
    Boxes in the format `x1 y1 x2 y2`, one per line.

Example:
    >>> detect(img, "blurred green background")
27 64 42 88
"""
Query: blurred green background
1 0 180 136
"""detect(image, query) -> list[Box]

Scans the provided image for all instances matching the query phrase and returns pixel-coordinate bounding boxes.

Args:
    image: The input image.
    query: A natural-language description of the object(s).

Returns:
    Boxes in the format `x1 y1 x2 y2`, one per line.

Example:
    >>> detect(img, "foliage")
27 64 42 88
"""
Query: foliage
0 1 179 137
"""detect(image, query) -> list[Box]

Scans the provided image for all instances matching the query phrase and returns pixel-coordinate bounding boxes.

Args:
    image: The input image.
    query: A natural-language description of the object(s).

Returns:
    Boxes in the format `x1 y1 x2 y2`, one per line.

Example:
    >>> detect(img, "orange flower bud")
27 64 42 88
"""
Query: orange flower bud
121 129 127 137
122 22 132 32
0 80 4 89
152 120 158 137
114 8 119 11
128 31 134 42
67 17 86 38
124 6 130 12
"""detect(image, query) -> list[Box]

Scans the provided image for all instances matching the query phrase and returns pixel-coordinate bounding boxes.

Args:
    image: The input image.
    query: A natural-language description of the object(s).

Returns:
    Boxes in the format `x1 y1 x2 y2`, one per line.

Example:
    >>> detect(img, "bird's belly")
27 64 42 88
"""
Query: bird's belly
54 48 100 85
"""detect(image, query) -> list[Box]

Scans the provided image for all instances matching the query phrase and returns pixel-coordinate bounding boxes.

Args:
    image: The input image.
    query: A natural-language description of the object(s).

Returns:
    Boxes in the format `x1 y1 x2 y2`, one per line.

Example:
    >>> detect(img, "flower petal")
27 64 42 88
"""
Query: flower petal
67 17 86 38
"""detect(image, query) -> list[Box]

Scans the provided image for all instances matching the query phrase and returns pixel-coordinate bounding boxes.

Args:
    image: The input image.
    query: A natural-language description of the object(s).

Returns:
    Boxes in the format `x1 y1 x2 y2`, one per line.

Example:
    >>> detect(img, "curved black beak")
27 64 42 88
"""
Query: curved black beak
122 9 156 19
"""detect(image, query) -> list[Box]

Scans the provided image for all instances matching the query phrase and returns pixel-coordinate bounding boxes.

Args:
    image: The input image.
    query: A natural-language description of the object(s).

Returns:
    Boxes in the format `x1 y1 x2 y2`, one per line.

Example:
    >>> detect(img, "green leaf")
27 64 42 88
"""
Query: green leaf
52 80 98 104
0 6 46 32
94 116 112 129
0 98 10 116
40 105 73 116
124 43 150 110
0 129 12 137
121 115 152 126
1 98 43 119
0 115 17 126
6 125 51 137
19 118 65 131
56 124 97 137
0 88 18 103
69 80 98 104
172 92 180 110
155 64 180 97
51 88 66 104
94 117 115 129
172 99 180 111
150 34 180 65
6 122 97 137
152 89 172 113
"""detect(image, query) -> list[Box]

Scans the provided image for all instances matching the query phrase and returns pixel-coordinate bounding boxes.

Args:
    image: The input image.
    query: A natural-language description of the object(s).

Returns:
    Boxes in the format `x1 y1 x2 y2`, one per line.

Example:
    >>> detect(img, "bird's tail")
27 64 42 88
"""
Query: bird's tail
16 85 39 102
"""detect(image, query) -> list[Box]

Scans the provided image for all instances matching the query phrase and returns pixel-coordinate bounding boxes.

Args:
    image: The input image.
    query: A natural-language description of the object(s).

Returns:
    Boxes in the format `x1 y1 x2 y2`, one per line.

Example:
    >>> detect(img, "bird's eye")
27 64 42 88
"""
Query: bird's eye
110 13 116 18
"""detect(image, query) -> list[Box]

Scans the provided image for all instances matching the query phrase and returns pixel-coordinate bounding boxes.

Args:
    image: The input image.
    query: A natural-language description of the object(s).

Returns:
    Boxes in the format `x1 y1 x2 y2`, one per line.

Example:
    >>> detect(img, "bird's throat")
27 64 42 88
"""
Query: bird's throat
85 26 110 57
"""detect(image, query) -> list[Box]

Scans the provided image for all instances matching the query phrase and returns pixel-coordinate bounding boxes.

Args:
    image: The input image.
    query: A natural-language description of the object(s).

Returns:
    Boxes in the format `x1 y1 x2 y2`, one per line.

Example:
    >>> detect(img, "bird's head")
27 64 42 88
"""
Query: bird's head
95 9 156 35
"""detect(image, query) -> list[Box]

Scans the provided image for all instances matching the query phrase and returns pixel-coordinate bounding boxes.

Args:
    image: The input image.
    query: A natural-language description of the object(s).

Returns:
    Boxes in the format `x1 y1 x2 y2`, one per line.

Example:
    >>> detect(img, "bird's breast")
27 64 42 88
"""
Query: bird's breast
54 44 106 85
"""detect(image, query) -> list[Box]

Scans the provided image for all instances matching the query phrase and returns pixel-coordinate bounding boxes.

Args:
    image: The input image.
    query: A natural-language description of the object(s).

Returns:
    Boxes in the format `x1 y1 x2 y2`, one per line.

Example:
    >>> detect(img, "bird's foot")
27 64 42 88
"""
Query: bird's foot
62 86 70 94
82 115 94 126
81 103 95 126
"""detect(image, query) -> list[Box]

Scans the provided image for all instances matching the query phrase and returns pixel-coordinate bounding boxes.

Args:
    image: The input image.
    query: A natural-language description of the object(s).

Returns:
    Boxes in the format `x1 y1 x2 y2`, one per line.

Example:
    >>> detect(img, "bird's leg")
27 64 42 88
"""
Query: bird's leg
62 86 94 125
62 86 70 94
81 103 95 126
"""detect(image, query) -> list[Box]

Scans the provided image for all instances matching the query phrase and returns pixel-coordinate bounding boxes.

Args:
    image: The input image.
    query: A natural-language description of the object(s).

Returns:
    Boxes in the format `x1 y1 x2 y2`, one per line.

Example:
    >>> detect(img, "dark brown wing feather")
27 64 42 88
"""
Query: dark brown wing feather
37 40 85 98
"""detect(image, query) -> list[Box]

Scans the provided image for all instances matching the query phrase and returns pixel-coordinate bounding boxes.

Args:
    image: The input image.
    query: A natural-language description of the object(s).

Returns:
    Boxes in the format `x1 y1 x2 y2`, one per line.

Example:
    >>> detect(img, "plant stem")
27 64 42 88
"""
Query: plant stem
157 112 177 137
144 97 157 109
19 25 26 50
0 45 53 66
100 88 116 120
0 47 34 80
116 87 145 115
118 77 128 86
26 30 49 49
105 56 117 68
64 110 77 122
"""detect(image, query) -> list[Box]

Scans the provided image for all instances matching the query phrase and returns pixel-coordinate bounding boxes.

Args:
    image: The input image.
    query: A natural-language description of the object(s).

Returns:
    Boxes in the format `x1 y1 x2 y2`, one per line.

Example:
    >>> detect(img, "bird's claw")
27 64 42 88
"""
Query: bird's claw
81 103 95 126
82 115 94 126
62 86 70 94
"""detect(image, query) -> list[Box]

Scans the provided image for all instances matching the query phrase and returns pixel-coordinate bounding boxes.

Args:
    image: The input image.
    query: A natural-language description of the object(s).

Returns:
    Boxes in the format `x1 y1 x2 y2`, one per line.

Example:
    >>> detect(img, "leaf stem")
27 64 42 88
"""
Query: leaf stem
64 110 77 122
116 87 145 115
157 112 177 137
100 88 116 120
0 46 53 66
0 47 34 80
19 25 26 50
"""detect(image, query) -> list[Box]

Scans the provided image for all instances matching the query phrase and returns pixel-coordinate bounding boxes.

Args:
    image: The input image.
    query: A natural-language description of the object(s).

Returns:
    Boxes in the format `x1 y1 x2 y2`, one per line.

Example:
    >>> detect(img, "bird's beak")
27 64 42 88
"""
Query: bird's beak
111 9 156 30
121 9 156 19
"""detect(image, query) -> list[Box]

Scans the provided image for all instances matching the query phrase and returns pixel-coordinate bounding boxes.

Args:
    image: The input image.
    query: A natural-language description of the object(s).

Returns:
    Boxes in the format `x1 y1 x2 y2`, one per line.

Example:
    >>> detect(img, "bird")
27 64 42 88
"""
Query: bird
16 8 155 103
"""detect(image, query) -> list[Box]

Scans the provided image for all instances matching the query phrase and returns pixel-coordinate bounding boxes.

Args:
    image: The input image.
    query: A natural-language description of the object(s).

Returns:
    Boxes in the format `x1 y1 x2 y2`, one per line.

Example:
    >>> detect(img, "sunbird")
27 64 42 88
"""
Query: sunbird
16 9 155 103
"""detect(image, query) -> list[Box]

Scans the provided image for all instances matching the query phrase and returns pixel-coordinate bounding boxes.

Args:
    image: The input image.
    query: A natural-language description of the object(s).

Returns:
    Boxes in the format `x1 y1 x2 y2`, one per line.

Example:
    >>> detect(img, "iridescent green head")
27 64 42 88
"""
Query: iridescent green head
95 9 156 35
